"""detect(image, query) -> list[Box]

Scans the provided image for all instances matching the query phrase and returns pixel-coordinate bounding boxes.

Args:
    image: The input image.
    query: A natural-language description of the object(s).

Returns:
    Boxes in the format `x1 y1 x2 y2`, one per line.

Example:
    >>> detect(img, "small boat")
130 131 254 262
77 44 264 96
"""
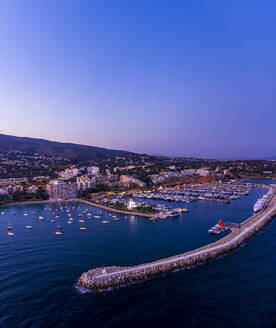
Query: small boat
24 213 28 216
67 221 73 224
50 220 56 223
39 216 45 220
94 215 101 219
26 225 32 229
57 225 62 229
7 221 12 230
79 219 85 223
1 211 5 215
80 227 87 230
55 231 62 235
78 214 82 217
87 213 92 217
69 218 74 221
56 215 60 218
113 217 119 221
8 231 15 236
101 220 109 224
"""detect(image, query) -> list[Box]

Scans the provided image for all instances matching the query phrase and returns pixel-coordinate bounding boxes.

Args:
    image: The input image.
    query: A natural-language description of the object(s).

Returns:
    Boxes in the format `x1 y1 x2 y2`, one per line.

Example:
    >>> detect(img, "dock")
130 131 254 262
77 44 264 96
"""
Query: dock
78 198 152 218
77 187 276 292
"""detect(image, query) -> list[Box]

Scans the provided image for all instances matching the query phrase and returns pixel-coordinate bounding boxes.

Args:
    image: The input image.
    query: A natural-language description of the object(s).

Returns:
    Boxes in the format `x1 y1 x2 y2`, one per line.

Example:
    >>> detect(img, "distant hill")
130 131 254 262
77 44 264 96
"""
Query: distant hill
0 134 128 161
261 157 276 160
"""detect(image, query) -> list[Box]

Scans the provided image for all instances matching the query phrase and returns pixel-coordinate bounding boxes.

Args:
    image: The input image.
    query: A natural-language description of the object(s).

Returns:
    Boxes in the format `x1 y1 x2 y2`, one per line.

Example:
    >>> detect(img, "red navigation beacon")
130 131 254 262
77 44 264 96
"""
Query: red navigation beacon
218 219 224 227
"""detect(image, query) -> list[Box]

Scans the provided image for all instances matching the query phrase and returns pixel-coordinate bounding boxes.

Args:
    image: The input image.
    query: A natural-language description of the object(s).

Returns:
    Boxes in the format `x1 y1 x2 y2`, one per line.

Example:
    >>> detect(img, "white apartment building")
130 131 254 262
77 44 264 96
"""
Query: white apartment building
47 180 77 200
0 178 28 186
120 175 146 188
181 169 196 176
87 166 100 176
76 175 96 191
196 167 210 177
27 185 39 193
59 168 79 180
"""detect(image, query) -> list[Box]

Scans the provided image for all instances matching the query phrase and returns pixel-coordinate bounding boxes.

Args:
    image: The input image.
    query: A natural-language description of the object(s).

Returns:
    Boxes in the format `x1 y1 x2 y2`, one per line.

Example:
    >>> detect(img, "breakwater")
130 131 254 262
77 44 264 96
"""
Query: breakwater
77 189 276 292
78 198 152 218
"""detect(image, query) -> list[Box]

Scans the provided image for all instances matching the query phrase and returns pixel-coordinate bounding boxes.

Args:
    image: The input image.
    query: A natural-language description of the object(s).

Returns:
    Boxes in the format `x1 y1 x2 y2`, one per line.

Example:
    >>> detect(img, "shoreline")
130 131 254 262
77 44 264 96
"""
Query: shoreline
0 198 77 208
77 187 276 291
78 198 153 218
1 197 153 218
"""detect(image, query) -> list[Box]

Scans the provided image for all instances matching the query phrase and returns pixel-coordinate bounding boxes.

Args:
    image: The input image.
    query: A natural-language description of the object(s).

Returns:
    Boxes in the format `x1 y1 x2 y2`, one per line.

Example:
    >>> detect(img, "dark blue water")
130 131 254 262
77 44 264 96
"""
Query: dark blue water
245 178 276 185
0 186 275 328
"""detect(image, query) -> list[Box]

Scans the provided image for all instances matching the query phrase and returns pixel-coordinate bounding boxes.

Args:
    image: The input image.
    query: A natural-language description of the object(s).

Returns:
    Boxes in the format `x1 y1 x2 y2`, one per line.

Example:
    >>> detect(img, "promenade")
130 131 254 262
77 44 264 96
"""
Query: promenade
78 188 276 291
78 198 152 218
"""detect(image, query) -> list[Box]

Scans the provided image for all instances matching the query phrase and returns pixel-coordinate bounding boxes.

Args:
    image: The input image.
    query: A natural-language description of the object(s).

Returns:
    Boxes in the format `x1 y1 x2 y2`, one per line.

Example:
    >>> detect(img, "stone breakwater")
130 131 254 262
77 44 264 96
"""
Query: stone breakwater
77 192 276 292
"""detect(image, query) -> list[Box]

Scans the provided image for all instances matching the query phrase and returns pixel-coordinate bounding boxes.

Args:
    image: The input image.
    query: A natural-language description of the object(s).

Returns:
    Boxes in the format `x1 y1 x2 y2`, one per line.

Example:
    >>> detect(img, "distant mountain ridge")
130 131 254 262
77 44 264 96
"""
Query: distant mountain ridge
0 134 128 161
260 156 276 160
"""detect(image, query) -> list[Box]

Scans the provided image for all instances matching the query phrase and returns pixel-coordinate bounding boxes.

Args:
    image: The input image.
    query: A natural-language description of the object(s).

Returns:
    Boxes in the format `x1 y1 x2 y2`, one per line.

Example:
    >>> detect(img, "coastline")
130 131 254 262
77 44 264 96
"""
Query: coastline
78 198 153 218
0 198 77 208
1 197 153 218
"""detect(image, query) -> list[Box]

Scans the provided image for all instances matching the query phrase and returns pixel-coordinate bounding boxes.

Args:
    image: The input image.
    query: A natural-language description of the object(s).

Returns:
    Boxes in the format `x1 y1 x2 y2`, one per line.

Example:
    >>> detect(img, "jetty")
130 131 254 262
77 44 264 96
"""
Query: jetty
77 187 276 292
78 198 152 218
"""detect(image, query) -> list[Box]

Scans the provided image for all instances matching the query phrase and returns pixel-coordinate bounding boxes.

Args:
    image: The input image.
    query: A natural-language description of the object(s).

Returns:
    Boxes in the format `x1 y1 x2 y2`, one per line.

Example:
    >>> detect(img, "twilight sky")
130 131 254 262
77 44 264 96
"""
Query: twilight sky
0 0 275 159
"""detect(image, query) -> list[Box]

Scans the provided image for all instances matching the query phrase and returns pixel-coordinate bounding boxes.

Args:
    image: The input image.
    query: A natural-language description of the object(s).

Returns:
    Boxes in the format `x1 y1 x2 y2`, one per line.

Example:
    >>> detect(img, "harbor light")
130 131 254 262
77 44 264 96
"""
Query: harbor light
127 199 137 210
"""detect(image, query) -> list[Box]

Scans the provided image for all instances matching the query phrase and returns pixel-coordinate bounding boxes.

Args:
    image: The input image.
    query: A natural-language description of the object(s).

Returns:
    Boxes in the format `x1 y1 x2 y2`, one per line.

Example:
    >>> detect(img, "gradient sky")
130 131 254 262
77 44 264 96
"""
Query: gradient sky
0 0 275 158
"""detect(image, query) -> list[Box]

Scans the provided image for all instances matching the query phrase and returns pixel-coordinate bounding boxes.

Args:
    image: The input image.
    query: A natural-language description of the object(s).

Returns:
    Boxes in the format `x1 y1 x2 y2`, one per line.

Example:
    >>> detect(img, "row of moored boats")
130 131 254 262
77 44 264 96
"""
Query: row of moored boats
1 205 122 236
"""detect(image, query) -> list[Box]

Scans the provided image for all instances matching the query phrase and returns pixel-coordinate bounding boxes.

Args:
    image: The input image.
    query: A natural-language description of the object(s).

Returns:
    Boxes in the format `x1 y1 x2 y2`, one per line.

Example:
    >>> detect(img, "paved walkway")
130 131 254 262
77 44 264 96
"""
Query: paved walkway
78 198 152 218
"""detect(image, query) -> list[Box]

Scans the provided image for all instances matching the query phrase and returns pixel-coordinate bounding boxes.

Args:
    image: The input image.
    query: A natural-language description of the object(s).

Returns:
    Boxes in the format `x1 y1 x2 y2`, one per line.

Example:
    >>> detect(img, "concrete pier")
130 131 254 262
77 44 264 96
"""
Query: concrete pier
78 198 152 218
77 189 276 292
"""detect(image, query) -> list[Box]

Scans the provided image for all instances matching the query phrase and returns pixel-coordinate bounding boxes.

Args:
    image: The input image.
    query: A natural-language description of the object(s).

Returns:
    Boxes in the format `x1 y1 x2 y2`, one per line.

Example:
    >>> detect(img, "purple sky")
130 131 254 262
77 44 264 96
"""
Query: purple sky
0 1 275 158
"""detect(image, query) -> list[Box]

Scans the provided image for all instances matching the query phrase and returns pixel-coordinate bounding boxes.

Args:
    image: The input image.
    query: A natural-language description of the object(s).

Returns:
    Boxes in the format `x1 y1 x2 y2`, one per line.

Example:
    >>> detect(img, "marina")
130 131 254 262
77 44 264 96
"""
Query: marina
132 181 252 203
1 1 276 326
0 181 275 327
77 187 276 291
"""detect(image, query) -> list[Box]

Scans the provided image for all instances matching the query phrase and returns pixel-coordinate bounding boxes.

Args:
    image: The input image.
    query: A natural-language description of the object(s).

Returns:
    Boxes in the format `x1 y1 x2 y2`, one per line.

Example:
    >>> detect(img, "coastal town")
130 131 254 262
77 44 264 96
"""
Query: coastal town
1 150 276 215
1 1 276 326
2 1 276 326
2 148 275 289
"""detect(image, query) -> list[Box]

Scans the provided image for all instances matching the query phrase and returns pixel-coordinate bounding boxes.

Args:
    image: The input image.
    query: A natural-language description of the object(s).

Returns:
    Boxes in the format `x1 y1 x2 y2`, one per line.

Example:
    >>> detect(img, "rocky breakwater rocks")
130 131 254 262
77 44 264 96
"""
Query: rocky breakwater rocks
77 266 128 291
77 194 276 292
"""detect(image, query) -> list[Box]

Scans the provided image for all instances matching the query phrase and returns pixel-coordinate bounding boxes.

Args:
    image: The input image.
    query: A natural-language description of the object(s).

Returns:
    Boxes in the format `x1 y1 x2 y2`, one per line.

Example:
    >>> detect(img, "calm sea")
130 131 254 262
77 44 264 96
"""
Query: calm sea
0 181 275 328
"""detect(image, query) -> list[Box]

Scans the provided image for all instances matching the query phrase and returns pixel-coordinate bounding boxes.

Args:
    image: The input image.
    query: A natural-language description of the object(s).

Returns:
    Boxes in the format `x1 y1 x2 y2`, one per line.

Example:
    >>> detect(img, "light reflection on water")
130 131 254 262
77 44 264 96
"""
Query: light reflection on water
0 185 274 328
